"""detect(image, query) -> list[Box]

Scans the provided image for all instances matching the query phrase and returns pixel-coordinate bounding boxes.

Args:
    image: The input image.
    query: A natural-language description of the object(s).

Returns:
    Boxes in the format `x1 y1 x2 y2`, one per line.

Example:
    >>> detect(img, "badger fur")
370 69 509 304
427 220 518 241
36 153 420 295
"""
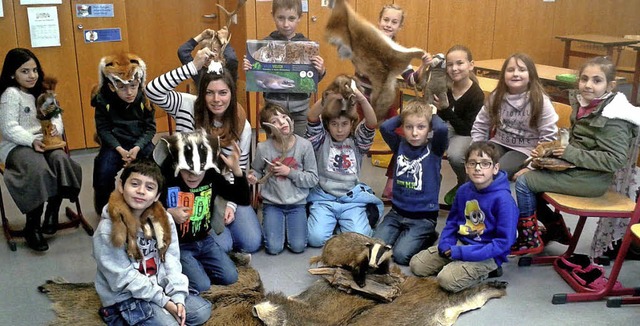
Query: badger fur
152 129 222 177
310 232 392 287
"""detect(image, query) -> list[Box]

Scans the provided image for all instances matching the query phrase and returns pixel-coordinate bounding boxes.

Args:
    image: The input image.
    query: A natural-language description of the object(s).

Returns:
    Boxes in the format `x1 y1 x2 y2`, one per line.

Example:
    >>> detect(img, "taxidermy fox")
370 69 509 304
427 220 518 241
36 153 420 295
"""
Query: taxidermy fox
325 0 425 121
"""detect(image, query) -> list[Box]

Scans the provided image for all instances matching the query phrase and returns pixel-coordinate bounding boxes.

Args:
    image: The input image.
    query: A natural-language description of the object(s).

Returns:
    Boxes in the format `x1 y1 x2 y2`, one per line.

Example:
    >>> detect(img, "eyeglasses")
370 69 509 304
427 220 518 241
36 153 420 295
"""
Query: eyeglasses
465 161 493 169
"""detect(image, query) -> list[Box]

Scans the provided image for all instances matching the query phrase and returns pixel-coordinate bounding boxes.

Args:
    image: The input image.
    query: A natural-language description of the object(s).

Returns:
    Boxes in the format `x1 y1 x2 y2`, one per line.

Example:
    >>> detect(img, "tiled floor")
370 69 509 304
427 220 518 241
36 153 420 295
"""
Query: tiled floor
0 144 638 325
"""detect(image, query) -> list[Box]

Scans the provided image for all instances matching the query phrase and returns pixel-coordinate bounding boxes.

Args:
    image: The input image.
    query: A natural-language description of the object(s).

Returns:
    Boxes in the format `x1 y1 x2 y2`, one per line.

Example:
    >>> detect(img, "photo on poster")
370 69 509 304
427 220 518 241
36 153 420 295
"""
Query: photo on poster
245 40 319 93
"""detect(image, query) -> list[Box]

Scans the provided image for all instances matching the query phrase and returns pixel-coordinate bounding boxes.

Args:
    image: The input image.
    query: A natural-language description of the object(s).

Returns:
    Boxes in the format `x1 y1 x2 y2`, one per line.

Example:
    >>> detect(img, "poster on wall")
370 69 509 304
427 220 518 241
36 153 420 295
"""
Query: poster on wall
76 3 114 17
27 6 61 48
20 0 62 4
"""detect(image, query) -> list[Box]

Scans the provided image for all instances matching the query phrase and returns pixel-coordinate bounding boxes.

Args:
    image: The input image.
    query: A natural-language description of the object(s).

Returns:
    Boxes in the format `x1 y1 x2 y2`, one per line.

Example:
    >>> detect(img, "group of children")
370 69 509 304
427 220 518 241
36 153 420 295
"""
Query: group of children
1 0 638 324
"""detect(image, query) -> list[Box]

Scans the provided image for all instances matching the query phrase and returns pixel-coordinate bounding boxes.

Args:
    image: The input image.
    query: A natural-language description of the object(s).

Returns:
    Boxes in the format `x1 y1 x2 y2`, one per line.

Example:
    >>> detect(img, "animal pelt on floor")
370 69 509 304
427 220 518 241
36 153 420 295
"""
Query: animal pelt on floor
254 275 508 326
40 264 506 326
325 0 425 121
38 264 264 326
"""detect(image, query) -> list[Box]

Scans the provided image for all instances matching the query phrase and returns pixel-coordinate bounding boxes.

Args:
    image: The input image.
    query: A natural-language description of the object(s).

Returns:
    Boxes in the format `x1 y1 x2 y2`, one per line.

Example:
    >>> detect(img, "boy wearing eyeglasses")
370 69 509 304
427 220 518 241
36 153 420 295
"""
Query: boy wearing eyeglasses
409 141 518 292
92 53 156 215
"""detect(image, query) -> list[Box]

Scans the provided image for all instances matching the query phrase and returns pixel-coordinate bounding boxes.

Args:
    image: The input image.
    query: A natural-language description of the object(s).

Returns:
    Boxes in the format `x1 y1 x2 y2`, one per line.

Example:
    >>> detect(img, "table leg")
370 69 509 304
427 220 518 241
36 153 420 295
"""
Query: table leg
562 41 571 68
632 50 640 105
606 46 614 62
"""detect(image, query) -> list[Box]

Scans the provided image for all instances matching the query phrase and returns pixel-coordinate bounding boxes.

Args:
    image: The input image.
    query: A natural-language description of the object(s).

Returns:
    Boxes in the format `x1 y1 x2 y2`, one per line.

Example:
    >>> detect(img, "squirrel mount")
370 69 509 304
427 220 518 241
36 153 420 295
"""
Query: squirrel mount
524 128 575 171
415 53 449 109
204 0 247 74
36 77 66 151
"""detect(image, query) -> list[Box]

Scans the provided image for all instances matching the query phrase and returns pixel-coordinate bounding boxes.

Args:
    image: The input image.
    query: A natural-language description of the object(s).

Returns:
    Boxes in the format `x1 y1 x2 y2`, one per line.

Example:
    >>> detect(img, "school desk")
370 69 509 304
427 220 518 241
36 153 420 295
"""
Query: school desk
556 34 639 68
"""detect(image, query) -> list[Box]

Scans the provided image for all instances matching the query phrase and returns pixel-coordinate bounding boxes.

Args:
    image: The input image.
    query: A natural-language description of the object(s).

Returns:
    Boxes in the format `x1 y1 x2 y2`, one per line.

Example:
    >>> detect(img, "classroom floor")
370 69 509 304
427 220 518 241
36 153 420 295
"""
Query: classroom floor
0 139 638 325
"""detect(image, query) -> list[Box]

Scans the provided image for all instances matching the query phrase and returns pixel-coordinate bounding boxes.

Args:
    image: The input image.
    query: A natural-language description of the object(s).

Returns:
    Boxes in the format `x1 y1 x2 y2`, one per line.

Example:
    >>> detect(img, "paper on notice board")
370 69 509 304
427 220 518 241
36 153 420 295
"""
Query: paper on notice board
0 1 4 18
27 6 61 48
21 0 62 4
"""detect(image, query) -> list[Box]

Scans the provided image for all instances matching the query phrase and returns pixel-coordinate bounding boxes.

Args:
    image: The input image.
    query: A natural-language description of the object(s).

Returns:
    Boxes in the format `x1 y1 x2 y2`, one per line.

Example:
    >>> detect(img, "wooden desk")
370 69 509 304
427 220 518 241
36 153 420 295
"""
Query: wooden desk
476 76 498 93
556 34 639 68
628 43 640 104
474 59 578 85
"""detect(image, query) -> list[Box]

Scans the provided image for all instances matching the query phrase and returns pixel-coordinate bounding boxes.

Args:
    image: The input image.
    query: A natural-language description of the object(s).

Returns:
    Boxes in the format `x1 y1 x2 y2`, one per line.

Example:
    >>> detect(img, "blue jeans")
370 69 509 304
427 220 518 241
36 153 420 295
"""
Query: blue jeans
93 142 154 213
307 202 372 247
100 294 211 326
515 174 536 217
262 203 307 255
373 209 437 265
179 234 238 292
210 205 262 253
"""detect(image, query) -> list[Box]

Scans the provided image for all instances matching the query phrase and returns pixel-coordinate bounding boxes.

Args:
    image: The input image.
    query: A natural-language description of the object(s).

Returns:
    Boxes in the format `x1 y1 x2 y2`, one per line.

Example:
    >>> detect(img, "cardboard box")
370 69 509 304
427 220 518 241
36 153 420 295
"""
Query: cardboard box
245 40 319 93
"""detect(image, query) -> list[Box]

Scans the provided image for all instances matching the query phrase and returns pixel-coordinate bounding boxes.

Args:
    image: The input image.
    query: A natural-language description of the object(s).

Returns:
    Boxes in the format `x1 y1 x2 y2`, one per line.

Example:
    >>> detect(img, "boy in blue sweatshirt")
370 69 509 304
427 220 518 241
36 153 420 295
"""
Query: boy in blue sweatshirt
409 141 518 292
373 100 448 265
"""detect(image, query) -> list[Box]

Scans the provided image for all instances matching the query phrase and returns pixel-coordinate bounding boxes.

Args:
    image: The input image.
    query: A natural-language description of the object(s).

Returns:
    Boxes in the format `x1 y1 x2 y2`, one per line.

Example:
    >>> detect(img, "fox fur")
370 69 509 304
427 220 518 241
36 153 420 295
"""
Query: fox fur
325 0 425 121
321 74 363 114
107 190 171 262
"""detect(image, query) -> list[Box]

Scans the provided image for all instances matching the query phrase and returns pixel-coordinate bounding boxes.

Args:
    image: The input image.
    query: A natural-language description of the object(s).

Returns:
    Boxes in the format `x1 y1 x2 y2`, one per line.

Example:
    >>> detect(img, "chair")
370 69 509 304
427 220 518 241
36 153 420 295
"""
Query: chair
0 136 94 251
605 222 640 307
518 189 640 305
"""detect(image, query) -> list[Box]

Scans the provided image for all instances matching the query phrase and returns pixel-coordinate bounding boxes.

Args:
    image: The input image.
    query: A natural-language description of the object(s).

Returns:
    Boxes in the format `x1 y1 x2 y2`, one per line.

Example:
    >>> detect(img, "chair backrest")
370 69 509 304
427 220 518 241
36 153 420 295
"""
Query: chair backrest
552 101 572 129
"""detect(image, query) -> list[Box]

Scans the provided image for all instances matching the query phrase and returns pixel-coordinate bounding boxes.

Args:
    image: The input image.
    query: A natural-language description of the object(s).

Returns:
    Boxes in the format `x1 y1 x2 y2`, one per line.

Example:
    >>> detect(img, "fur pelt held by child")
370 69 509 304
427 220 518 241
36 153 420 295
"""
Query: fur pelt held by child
417 53 449 109
325 0 425 121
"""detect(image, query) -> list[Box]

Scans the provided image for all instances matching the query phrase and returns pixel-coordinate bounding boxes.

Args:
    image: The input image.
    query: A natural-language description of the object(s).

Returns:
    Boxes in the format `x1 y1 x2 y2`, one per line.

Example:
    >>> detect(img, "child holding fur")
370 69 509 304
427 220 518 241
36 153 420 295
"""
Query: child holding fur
410 142 518 293
92 52 156 215
248 103 318 255
146 48 262 254
373 100 448 265
0 48 82 251
243 0 326 136
93 159 211 326
514 56 640 256
362 3 432 200
157 131 251 292
178 27 239 86
306 76 384 247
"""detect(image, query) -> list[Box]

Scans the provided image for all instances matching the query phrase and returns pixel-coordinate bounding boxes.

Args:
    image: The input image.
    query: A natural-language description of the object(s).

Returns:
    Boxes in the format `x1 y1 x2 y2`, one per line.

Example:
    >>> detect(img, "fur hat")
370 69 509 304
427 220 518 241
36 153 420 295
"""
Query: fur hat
97 52 146 91
153 129 223 177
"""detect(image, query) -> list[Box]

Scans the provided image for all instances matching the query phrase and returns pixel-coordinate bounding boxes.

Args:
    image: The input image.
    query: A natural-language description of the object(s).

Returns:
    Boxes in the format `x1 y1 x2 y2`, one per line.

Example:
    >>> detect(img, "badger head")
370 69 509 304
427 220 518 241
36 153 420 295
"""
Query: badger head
366 242 393 269
153 129 222 177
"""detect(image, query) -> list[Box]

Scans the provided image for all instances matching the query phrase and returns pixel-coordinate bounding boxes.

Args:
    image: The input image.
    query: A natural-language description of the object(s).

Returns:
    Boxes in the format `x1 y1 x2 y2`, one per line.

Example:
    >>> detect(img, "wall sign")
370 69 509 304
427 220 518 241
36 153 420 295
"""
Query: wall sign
76 4 114 17
84 28 122 43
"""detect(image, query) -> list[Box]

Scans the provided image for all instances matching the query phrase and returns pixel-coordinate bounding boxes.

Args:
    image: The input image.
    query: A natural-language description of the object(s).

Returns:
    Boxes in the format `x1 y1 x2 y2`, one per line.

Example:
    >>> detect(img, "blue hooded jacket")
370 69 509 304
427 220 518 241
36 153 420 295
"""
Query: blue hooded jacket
437 170 518 266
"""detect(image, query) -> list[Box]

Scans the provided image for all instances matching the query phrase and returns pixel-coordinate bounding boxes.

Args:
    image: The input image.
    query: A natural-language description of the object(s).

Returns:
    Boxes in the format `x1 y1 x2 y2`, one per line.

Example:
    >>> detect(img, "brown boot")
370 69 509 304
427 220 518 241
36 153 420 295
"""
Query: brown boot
511 214 544 255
